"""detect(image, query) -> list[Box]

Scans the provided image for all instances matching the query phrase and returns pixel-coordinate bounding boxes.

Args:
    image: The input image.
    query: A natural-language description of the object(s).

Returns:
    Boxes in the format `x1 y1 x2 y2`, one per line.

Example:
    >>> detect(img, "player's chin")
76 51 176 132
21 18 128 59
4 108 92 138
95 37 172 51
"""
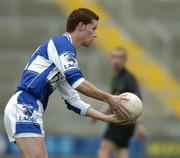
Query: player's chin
82 40 94 47
82 43 92 47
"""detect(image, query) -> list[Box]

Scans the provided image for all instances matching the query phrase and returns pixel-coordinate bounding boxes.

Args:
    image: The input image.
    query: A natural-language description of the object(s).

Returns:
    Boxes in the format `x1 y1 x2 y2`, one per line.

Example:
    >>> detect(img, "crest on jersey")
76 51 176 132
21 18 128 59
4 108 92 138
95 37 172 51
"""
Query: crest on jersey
60 52 79 72
23 105 34 117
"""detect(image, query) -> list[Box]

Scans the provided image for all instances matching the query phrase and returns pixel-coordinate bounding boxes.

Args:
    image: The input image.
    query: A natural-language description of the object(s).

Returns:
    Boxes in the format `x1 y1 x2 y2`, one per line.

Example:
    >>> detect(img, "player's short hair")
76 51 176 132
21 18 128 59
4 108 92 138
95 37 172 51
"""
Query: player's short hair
66 8 99 32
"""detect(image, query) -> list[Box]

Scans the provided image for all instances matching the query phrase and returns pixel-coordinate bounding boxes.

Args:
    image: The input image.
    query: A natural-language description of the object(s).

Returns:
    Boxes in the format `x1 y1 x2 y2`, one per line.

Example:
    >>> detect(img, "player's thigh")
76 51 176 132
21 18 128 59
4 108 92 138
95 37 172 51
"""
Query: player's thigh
117 148 129 158
16 137 48 158
98 139 117 158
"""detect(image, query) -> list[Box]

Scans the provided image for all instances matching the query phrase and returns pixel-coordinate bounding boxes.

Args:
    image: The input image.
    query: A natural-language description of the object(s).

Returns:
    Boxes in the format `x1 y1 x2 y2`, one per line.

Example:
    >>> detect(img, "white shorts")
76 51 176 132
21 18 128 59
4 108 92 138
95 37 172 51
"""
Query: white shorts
4 91 45 143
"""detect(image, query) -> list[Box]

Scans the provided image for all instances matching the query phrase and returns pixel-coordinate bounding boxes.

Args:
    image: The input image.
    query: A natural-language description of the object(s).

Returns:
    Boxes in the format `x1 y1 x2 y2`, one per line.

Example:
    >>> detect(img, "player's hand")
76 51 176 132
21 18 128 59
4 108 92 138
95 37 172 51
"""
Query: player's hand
89 113 133 125
86 107 132 124
107 95 131 120
104 114 134 125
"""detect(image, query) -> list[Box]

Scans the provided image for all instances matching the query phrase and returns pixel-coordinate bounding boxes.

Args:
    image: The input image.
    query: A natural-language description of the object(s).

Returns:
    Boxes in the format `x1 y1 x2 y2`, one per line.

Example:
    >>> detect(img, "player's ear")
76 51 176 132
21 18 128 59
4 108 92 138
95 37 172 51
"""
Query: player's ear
77 22 86 31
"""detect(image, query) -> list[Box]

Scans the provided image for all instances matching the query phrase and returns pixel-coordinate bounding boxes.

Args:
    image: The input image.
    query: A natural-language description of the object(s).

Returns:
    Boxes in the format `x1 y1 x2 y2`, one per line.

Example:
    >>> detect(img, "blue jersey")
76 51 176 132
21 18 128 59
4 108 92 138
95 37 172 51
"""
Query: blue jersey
17 33 85 110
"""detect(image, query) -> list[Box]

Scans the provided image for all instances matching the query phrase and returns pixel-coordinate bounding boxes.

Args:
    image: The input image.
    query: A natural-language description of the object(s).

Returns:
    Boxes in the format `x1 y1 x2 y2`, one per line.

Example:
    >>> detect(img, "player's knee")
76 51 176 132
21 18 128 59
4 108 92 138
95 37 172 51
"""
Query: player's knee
98 151 108 158
98 150 103 158
98 147 108 158
16 138 47 158
28 149 46 158
22 145 46 158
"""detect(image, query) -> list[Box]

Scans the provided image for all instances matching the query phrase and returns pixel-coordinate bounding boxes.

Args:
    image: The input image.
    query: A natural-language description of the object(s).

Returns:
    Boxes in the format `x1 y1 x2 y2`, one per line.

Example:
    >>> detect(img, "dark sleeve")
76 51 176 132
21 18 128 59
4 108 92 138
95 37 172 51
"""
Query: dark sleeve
126 73 142 100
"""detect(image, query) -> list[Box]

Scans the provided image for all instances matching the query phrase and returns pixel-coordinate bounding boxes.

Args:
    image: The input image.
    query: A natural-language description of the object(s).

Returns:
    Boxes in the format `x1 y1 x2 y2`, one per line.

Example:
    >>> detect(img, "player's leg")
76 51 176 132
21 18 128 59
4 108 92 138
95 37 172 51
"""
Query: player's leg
98 139 117 158
117 148 129 158
15 137 48 158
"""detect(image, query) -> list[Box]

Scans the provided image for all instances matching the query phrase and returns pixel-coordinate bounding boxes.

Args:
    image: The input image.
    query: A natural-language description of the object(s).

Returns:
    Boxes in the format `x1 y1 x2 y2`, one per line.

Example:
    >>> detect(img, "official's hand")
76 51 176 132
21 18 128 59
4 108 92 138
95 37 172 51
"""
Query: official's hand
135 123 146 139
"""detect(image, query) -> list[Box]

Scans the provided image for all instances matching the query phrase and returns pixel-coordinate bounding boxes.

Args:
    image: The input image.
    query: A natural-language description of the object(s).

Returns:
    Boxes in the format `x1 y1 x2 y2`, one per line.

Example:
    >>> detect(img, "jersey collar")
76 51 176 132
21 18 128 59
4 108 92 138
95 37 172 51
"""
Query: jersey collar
63 32 73 44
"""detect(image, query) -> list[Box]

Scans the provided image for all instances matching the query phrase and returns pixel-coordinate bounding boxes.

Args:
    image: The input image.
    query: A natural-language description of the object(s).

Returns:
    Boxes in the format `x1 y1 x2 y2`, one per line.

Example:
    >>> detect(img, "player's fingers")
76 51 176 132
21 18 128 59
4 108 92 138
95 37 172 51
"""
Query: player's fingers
115 109 129 120
120 97 129 101
118 120 135 125
112 113 134 125
115 119 129 124
114 108 125 118
116 106 130 118
119 104 131 115
120 122 134 125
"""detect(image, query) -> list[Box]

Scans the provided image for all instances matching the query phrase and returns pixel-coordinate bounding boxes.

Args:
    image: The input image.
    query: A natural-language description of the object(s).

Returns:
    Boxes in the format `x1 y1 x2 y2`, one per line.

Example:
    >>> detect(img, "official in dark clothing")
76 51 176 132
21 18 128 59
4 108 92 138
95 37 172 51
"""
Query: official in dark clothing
104 67 141 147
96 47 145 158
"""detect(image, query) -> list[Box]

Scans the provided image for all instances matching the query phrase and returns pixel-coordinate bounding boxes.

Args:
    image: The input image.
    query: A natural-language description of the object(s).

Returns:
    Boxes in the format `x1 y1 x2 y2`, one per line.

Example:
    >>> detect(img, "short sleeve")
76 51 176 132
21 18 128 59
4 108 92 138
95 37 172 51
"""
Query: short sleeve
59 52 85 88
47 37 85 89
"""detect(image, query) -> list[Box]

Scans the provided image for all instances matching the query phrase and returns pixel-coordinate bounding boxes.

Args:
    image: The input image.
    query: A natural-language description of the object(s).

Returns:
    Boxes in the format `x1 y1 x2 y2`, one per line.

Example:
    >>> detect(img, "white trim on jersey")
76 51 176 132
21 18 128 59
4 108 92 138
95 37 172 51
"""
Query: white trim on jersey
72 78 85 89
63 32 73 44
47 39 64 76
27 55 52 74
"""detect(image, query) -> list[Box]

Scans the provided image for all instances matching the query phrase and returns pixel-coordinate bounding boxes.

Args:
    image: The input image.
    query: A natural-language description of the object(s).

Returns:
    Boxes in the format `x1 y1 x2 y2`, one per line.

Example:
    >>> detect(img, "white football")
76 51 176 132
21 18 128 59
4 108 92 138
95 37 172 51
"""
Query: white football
118 92 143 121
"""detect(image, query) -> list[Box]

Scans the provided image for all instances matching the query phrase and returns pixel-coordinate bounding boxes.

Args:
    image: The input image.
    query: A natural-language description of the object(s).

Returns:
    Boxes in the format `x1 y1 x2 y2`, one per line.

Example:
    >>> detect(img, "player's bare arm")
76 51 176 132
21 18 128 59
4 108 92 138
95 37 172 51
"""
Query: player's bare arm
76 80 131 120
86 107 125 124
90 103 110 123
100 104 111 114
58 77 126 124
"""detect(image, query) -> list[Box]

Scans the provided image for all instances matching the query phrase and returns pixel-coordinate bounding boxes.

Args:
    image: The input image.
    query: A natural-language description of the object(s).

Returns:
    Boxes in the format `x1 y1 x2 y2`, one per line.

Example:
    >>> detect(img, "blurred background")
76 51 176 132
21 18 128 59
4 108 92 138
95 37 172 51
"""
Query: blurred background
0 0 180 157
